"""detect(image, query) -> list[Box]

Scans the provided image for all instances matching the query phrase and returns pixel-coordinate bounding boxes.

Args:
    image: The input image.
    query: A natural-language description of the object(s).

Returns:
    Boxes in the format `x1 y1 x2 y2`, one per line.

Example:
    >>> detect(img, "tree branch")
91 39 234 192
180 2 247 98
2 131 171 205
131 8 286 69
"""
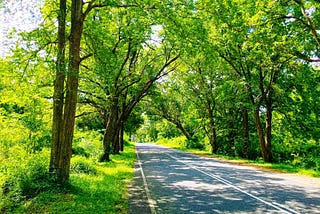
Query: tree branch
80 53 93 62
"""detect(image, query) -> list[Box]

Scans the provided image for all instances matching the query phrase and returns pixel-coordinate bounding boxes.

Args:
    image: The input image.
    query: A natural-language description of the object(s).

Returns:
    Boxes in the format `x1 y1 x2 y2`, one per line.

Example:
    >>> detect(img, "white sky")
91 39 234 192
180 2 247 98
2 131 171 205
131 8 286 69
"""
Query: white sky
0 0 42 57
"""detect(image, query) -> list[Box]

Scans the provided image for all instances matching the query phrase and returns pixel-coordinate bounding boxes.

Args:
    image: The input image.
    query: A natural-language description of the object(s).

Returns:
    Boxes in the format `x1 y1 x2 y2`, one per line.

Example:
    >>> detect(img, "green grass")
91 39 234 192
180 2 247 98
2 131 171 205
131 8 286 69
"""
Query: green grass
156 139 320 178
10 143 136 214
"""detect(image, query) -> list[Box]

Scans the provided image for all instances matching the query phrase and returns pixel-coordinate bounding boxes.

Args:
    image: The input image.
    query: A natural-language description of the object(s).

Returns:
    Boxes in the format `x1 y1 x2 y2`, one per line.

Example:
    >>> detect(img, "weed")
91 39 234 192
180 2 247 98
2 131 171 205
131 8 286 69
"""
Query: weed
2 142 136 213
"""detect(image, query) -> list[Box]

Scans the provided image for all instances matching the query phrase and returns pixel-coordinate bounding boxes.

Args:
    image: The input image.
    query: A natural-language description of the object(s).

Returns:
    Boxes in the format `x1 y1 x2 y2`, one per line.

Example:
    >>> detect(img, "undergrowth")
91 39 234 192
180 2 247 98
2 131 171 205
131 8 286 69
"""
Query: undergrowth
0 135 136 213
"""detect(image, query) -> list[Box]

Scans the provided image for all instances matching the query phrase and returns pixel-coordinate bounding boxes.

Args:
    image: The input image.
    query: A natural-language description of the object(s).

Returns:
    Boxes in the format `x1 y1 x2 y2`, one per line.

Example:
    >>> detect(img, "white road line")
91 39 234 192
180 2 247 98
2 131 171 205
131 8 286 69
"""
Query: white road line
136 151 157 214
166 153 298 214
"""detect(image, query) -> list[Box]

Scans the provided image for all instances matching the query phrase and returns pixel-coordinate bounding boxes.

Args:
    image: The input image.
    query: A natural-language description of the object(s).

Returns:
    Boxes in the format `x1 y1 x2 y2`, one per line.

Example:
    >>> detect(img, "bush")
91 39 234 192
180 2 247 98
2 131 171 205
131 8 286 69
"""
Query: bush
156 136 187 149
70 156 97 175
186 139 204 150
0 148 55 213
73 131 103 161
72 146 90 158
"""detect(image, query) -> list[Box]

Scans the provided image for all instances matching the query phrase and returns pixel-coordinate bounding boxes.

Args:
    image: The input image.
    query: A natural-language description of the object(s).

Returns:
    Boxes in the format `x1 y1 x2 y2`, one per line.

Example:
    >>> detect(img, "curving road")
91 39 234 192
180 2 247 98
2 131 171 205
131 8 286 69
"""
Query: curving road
128 143 320 214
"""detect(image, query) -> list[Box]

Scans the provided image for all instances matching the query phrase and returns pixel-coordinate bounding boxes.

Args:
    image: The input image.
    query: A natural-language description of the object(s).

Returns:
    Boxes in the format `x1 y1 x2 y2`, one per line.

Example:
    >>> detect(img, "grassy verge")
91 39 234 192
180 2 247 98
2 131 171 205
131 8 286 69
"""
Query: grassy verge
2 142 136 214
156 139 320 178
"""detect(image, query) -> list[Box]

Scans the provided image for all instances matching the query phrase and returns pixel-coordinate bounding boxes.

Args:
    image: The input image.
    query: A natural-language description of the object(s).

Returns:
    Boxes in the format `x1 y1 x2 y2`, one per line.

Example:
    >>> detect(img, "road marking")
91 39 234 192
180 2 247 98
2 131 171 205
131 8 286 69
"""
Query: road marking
136 151 157 214
166 153 299 214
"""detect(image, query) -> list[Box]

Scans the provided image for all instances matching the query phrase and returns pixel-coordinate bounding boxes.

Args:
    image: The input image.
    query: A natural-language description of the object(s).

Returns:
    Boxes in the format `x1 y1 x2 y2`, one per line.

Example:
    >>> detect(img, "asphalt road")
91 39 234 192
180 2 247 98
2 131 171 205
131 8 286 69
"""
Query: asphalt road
128 143 320 214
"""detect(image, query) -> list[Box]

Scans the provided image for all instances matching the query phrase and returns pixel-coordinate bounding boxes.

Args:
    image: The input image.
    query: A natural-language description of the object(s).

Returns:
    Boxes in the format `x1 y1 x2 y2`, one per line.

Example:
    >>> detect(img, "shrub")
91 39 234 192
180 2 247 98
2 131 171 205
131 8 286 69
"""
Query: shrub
70 156 97 175
72 146 90 158
0 148 55 213
186 139 204 150
156 136 187 149
73 131 103 161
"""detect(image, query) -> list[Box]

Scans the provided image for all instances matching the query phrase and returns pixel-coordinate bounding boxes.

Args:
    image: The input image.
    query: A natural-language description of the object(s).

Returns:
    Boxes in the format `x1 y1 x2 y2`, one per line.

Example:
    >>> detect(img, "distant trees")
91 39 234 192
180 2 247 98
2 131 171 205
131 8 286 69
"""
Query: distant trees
137 0 320 166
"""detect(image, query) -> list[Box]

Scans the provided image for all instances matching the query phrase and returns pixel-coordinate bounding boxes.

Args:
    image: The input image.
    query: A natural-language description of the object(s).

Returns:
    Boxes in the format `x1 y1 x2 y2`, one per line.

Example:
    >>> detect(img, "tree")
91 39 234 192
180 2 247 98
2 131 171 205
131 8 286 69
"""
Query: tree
49 0 67 181
146 73 202 147
49 0 99 182
195 0 297 162
77 5 180 161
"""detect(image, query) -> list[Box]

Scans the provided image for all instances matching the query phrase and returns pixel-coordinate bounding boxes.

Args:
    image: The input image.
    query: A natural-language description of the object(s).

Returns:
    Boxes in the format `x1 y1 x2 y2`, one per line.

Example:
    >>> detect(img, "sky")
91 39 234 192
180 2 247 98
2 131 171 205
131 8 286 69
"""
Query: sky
0 0 42 57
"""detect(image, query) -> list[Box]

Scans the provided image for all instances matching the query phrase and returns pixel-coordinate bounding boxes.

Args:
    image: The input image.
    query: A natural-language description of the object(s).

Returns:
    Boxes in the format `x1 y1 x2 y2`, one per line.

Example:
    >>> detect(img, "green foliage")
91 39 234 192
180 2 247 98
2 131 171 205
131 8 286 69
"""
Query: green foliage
10 142 136 214
289 141 320 170
73 131 104 161
70 156 97 175
72 146 90 158
156 136 187 149
156 119 182 139
124 110 145 136
1 1 320 213
186 140 204 150
185 133 205 150
0 148 55 213
76 113 104 133
0 55 54 212
1 131 136 213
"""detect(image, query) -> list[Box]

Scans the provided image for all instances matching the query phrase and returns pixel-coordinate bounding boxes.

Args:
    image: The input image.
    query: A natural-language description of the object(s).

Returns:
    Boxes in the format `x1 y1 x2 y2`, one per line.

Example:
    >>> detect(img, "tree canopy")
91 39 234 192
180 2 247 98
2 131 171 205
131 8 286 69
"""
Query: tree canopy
1 0 319 185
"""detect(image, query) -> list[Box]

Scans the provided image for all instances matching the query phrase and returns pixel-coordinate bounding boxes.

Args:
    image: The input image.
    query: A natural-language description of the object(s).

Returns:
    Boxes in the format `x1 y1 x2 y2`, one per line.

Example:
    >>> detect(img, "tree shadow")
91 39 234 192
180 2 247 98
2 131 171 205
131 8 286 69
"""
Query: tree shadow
129 144 320 213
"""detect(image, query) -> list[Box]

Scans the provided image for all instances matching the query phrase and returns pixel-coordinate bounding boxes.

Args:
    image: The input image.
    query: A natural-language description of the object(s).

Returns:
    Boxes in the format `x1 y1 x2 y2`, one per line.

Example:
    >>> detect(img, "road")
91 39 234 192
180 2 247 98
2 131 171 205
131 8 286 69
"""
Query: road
128 143 320 214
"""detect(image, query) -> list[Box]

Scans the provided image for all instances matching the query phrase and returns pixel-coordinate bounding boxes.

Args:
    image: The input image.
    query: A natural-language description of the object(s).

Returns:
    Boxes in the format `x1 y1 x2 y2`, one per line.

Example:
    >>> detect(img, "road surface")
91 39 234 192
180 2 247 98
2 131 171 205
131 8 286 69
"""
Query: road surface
128 143 320 214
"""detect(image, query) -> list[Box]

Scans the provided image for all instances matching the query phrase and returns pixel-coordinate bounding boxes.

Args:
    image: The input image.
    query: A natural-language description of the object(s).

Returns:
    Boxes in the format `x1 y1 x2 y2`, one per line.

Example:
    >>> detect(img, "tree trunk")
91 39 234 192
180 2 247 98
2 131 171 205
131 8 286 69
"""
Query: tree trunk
119 122 124 152
100 129 111 162
175 121 192 141
100 98 118 161
58 0 84 182
253 107 272 162
210 128 217 154
265 101 273 162
228 118 236 155
50 0 66 175
241 107 249 158
112 125 120 154
207 104 217 154
112 98 120 154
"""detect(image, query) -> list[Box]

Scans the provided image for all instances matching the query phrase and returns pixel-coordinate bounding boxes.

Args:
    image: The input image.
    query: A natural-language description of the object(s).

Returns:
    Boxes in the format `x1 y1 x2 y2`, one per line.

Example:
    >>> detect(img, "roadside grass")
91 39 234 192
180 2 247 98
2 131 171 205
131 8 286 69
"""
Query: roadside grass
3 142 136 214
156 139 320 178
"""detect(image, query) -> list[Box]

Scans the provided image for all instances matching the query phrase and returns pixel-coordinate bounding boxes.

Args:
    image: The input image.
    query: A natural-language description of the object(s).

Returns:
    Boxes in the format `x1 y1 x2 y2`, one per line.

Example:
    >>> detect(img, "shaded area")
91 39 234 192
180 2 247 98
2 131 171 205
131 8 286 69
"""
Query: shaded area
128 159 152 214
134 143 320 214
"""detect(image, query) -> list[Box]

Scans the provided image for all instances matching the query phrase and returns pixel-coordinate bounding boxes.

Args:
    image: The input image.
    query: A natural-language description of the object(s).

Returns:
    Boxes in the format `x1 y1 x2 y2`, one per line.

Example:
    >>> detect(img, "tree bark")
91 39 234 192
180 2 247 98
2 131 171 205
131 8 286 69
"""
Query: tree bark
253 106 273 162
58 0 84 182
241 107 249 158
112 125 120 154
206 101 217 154
265 99 273 162
100 97 118 161
100 128 111 162
119 121 124 152
175 121 192 141
49 0 66 176
210 127 217 154
112 98 120 154
228 118 236 155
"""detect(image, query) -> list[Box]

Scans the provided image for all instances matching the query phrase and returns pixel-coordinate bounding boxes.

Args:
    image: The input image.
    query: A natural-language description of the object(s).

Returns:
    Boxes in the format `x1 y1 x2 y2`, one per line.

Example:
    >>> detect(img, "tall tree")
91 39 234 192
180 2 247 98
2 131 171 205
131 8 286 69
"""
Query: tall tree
78 5 180 161
49 0 67 178
195 0 296 162
49 0 97 182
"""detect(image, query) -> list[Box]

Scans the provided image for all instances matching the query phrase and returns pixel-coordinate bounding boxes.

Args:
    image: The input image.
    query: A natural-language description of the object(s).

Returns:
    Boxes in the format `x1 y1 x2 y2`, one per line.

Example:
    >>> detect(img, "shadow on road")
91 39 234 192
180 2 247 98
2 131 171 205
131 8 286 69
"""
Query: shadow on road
128 144 320 214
